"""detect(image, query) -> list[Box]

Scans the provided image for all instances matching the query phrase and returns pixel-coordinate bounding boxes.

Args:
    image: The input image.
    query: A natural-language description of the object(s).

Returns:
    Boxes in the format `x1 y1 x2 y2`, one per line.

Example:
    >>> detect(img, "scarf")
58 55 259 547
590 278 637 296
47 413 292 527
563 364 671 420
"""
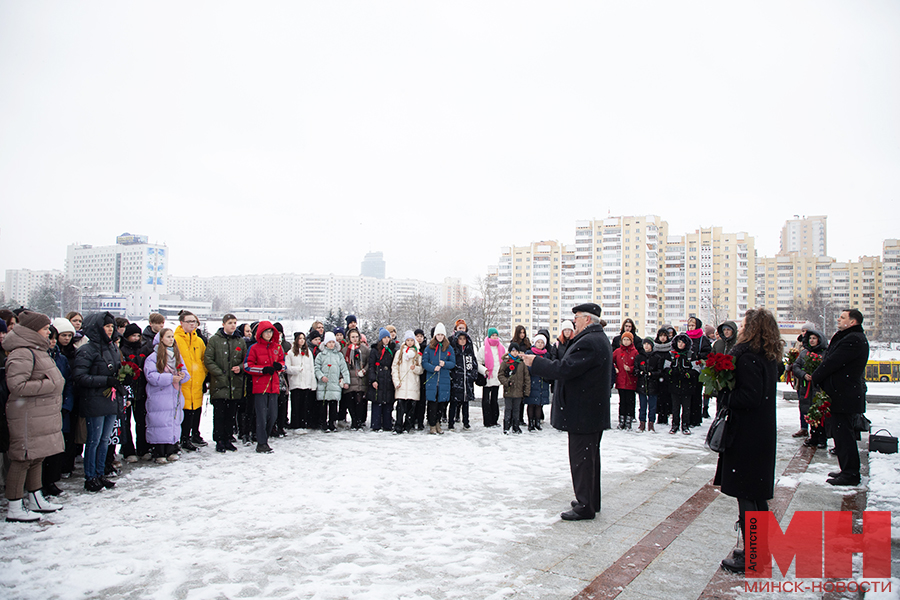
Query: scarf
483 337 506 376
530 346 547 356
685 328 704 340
345 343 360 368
403 344 419 361
654 341 672 354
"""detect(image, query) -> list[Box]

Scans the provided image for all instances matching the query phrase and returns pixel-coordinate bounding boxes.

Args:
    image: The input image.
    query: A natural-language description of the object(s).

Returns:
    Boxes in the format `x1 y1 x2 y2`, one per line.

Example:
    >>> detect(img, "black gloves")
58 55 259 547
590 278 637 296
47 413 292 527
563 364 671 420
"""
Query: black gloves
262 366 275 375
273 362 283 372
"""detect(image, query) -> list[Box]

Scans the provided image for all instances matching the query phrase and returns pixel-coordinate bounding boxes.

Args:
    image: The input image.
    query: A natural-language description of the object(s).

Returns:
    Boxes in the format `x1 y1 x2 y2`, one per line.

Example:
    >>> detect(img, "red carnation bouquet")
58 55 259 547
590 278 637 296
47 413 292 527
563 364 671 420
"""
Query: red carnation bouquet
784 348 800 385
699 352 736 396
806 390 831 428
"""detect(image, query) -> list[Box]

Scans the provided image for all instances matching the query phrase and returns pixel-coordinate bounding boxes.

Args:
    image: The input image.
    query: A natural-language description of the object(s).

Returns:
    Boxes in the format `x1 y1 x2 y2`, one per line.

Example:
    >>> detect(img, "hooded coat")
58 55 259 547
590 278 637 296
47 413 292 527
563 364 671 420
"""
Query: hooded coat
174 325 207 410
392 343 424 401
635 339 663 396
667 333 699 394
72 312 122 418
811 324 869 414
245 321 286 395
204 327 247 401
422 339 456 403
791 329 828 411
712 321 738 355
498 354 531 399
685 318 712 361
528 323 612 434
714 343 779 501
3 325 65 461
144 333 191 445
449 333 479 403
612 341 639 390
368 341 397 404
315 344 351 401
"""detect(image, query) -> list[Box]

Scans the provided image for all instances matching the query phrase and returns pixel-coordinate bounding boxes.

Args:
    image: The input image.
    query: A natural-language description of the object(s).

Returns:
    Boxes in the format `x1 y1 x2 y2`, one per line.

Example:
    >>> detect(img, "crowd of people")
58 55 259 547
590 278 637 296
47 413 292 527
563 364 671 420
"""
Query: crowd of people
0 303 871 534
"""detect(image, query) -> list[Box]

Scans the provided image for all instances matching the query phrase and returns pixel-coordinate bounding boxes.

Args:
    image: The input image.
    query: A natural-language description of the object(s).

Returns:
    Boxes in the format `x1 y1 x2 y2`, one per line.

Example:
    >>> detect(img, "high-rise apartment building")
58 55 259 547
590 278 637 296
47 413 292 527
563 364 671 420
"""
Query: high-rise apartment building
360 252 386 279
779 215 827 257
496 217 752 338
4 269 64 306
66 233 168 295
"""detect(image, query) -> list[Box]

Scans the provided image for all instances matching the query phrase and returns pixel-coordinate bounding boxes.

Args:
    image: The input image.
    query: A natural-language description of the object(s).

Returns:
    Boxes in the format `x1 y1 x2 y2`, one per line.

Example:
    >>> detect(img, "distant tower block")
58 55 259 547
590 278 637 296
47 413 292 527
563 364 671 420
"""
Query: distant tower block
361 251 386 279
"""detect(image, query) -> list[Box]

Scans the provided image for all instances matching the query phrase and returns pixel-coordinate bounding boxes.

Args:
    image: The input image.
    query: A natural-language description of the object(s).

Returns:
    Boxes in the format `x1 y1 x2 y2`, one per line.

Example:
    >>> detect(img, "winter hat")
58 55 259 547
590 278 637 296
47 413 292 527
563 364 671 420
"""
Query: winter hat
274 322 285 334
704 325 715 338
323 332 337 346
621 331 634 342
17 310 51 332
533 333 549 347
454 318 467 330
643 337 655 350
800 321 817 331
507 342 521 353
333 327 345 335
433 323 447 337
414 328 425 337
124 323 142 338
360 334 368 344
402 330 416 343
487 327 499 338
294 331 304 341
51 317 76 336
559 320 574 333
307 330 323 344
346 315 357 326
378 328 391 342
0 318 6 333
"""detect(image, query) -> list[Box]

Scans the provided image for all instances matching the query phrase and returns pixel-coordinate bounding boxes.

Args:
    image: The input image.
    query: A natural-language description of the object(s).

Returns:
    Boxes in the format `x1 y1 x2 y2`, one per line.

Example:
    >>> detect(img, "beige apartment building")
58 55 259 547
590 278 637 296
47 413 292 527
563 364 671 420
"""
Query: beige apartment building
779 215 827 257
497 216 753 339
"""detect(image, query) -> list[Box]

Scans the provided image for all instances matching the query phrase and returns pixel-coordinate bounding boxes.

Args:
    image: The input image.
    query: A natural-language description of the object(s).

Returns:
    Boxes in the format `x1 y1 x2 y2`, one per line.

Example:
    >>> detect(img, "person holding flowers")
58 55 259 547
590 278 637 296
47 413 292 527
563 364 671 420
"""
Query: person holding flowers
714 308 784 574
790 328 827 442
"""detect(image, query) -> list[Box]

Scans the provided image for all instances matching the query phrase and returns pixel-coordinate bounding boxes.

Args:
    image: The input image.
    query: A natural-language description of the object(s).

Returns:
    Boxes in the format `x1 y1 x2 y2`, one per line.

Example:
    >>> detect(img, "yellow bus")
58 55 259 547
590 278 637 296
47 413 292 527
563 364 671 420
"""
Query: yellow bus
865 360 900 382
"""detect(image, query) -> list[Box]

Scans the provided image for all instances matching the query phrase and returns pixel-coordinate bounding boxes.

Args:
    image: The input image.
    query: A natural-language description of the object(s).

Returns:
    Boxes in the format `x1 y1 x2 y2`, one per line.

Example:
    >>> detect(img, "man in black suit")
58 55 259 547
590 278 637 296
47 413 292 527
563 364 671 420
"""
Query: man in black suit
523 303 612 520
810 308 869 486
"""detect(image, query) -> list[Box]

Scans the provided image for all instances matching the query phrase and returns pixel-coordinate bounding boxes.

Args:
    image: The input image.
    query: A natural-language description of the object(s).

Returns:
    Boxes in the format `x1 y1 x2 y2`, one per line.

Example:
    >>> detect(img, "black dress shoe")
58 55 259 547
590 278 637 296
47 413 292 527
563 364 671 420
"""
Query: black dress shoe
721 555 745 574
827 474 860 486
732 548 744 559
181 440 199 452
571 500 579 508
191 436 208 447
828 471 841 478
560 509 594 521
98 476 116 489
84 478 104 492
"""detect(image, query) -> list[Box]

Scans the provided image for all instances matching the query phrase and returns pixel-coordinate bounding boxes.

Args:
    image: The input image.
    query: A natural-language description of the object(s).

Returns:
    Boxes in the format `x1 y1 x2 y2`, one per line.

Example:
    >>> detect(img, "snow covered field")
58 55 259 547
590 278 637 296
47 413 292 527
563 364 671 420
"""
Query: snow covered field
2 395 898 600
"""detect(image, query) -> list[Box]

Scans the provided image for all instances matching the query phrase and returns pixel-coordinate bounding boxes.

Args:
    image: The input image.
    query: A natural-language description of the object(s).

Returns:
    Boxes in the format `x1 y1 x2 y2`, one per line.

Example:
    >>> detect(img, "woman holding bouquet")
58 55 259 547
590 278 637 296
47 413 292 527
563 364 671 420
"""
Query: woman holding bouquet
792 329 827 446
714 309 784 574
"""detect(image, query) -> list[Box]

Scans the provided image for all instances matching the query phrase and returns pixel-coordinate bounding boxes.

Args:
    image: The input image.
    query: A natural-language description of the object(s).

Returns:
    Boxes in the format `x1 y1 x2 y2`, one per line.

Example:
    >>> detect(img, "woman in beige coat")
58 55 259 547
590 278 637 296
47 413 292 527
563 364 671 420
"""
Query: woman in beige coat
392 331 423 434
3 311 65 522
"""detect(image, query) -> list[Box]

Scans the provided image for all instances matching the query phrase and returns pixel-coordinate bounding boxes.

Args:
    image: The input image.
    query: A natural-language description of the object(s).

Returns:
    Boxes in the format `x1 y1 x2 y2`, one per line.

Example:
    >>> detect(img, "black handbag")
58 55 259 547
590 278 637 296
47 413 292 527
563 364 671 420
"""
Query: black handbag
475 372 487 387
850 413 872 432
869 429 898 454
705 406 731 453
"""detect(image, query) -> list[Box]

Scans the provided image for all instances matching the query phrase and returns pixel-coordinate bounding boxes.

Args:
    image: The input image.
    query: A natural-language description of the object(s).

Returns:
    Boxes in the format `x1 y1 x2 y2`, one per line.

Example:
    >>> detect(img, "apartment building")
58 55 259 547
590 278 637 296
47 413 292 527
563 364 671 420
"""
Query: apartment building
66 233 168 296
498 241 565 336
4 269 64 306
779 215 827 257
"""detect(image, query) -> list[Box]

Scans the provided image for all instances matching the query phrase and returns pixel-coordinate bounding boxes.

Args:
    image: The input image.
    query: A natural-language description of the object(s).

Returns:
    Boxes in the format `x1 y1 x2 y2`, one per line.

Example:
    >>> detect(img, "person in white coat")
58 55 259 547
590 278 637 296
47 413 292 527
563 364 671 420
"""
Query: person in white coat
476 328 506 427
285 332 317 429
392 331 424 434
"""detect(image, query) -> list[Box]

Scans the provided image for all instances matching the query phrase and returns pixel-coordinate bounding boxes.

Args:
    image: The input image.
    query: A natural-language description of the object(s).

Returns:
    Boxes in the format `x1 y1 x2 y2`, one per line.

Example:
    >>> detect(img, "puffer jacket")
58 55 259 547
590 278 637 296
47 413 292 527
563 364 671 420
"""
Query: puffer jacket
315 345 350 401
368 341 396 404
612 343 639 390
524 349 551 405
422 339 456 403
174 325 207 410
3 325 65 461
343 343 370 393
498 355 530 399
667 334 700 393
244 321 286 394
72 312 122 418
144 333 191 445
204 327 247 401
449 334 479 403
285 348 316 390
635 347 663 396
392 344 423 400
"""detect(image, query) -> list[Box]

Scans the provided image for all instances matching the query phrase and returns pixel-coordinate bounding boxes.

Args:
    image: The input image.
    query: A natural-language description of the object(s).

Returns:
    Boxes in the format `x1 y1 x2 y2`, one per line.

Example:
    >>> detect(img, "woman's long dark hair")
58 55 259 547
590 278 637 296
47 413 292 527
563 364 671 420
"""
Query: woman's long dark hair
736 309 784 361
292 332 307 356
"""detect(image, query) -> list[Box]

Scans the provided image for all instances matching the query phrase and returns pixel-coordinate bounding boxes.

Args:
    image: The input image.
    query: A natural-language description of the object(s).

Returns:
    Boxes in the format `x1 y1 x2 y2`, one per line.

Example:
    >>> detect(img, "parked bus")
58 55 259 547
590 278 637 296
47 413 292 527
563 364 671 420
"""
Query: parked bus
865 360 900 382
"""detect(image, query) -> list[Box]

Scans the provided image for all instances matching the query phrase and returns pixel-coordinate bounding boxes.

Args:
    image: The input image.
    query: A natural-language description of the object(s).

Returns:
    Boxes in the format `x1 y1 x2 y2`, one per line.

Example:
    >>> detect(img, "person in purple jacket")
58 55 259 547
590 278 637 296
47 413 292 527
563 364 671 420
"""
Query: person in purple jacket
144 329 191 463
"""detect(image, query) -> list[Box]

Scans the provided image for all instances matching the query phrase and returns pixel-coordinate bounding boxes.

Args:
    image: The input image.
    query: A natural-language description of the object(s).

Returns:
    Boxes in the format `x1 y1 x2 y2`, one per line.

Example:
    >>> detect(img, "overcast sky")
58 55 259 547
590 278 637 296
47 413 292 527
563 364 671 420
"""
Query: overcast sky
1 1 898 285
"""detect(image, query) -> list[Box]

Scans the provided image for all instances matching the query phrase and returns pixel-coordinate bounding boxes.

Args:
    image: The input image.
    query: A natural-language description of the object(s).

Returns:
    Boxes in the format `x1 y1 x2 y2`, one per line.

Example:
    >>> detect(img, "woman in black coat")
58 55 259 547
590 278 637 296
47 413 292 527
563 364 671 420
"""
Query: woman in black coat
714 309 784 574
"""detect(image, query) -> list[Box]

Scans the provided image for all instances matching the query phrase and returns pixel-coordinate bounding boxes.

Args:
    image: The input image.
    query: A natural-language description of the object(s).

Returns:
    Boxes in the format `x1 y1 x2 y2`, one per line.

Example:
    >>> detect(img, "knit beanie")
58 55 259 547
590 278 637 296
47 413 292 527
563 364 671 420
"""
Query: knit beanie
507 342 521 353
487 327 499 338
378 328 391 342
559 320 574 333
643 337 655 349
323 332 337 346
433 323 447 337
17 310 51 332
333 327 345 335
621 331 634 342
402 330 416 343
346 315 357 326
0 318 6 333
533 333 549 347
800 321 817 331
414 328 425 337
124 323 142 338
50 317 74 335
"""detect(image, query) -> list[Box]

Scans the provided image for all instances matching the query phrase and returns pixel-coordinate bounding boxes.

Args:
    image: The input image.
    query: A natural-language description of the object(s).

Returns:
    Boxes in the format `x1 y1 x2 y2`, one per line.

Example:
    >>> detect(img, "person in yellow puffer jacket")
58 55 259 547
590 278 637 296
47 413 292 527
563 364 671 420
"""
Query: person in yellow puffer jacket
174 311 208 450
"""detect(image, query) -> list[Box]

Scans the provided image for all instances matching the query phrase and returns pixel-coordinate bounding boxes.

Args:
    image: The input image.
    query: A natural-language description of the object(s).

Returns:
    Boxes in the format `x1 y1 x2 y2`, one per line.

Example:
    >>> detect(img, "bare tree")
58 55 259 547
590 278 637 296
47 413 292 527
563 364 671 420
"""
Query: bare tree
700 287 729 328
31 286 60 317
464 274 510 342
789 287 838 338
395 293 439 334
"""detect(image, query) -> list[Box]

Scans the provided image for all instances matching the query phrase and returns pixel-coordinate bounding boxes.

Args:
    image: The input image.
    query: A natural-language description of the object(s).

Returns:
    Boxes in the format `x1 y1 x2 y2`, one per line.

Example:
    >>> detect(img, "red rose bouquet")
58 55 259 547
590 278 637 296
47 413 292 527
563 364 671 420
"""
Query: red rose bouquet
699 352 736 396
801 352 824 399
805 390 831 429
784 348 800 385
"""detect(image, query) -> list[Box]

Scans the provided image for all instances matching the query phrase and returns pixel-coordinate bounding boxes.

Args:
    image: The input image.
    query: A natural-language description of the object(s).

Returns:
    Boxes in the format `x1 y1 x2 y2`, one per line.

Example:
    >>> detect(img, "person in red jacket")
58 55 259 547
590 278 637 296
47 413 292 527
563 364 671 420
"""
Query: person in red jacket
244 321 285 454
612 332 639 430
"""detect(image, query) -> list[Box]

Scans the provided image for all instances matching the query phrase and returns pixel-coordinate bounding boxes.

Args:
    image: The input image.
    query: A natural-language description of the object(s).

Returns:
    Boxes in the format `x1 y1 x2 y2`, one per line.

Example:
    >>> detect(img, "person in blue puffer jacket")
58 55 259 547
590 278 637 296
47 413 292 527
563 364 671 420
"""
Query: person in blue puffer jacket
421 323 456 434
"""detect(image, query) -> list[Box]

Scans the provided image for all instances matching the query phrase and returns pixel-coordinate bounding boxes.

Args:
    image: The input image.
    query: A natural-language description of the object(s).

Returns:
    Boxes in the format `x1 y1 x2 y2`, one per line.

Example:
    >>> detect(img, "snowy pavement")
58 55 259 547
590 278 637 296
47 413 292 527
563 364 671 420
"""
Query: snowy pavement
2 393 899 600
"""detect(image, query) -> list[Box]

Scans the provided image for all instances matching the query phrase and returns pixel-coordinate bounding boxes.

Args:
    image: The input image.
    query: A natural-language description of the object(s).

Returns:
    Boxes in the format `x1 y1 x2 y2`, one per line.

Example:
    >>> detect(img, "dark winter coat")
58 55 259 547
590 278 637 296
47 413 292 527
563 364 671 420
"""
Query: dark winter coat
2 326 65 461
498 355 530 399
811 324 869 414
72 312 122 418
529 323 612 434
666 334 699 395
714 343 779 501
244 322 286 395
449 335 479 403
49 346 76 434
421 340 456 403
524 349 552 405
635 350 663 396
204 327 248 401
141 325 157 350
711 321 738 356
119 337 148 404
791 329 827 412
368 341 396 404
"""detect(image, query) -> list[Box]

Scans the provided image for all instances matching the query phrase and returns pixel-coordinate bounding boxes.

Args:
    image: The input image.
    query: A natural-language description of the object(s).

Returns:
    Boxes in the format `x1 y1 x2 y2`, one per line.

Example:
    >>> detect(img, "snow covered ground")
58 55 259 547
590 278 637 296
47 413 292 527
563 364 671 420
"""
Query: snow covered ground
2 394 898 600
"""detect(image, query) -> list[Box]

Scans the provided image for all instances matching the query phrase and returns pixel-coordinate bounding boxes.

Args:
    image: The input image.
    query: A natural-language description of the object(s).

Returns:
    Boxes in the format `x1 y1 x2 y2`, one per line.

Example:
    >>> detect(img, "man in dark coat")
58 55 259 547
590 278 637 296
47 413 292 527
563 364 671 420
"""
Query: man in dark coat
522 303 612 521
811 309 869 486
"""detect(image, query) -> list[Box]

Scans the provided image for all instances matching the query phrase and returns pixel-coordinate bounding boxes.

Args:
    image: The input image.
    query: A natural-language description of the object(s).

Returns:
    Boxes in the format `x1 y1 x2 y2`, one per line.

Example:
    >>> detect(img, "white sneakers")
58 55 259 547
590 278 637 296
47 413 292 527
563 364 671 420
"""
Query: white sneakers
6 499 41 523
26 490 63 513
